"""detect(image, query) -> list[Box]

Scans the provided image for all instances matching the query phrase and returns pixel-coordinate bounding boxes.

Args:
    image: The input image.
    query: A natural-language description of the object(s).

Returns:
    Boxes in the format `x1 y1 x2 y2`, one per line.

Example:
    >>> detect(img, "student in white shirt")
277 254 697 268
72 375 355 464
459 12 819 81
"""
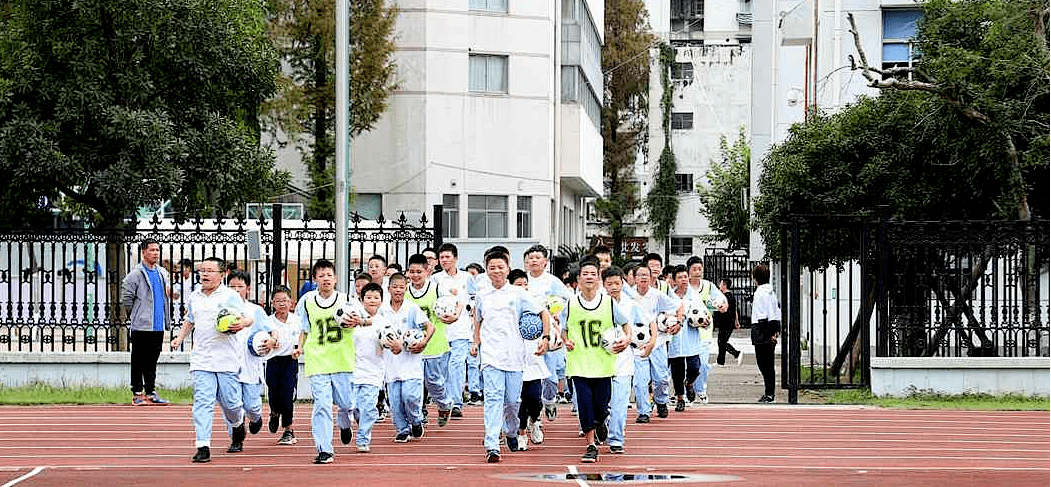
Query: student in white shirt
509 269 550 450
349 282 387 452
226 271 274 452
629 265 682 422
751 263 781 403
264 285 302 445
430 243 471 417
601 266 650 454
522 244 574 419
382 273 434 442
685 256 729 405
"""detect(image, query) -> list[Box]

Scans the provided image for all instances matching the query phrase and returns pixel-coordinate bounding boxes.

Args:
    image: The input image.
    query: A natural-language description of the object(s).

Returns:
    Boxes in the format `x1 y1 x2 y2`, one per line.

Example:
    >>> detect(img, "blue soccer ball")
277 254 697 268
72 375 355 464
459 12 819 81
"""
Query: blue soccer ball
519 311 543 341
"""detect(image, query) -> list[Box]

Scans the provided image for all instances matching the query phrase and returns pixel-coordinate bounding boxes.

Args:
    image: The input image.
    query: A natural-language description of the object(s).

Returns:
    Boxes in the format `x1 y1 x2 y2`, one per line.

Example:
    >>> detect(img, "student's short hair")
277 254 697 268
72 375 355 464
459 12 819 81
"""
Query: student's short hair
407 254 428 268
601 266 624 281
579 255 600 271
563 267 578 285
312 258 335 277
360 282 384 299
661 265 675 277
139 238 160 252
388 272 407 285
592 245 611 256
465 262 484 274
672 264 688 278
227 270 251 287
686 255 703 269
203 256 225 271
271 285 293 299
486 245 510 258
633 265 651 278
422 247 437 258
388 262 402 272
622 261 639 274
355 273 373 283
368 254 387 266
484 251 509 265
178 258 194 268
643 253 663 266
508 268 528 284
226 261 238 272
719 277 733 288
752 263 770 285
438 243 458 257
523 244 549 258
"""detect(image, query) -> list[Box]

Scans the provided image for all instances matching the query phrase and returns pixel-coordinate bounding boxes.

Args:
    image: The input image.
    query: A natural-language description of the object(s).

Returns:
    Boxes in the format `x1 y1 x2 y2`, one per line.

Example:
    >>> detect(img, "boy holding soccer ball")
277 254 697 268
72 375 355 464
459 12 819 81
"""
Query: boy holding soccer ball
405 253 457 427
600 266 654 454
265 285 302 445
348 282 388 452
509 269 550 451
382 273 434 442
226 271 274 452
170 257 254 463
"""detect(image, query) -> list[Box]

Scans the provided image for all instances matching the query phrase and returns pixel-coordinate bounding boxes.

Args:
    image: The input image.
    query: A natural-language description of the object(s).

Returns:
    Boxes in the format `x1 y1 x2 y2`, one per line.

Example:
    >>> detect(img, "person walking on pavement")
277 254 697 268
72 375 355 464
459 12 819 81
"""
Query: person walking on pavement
715 278 743 366
121 238 172 406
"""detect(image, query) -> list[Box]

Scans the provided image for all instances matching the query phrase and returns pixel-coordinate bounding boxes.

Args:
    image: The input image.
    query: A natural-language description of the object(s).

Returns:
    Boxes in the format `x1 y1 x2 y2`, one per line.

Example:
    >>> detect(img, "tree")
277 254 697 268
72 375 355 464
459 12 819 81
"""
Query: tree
698 127 750 250
646 44 679 245
264 0 398 220
596 0 655 257
0 0 289 227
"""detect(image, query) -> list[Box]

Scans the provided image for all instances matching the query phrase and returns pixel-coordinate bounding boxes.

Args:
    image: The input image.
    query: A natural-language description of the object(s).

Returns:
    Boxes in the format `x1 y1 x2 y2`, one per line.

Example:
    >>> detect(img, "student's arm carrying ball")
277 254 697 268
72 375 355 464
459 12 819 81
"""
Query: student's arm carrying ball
535 309 552 356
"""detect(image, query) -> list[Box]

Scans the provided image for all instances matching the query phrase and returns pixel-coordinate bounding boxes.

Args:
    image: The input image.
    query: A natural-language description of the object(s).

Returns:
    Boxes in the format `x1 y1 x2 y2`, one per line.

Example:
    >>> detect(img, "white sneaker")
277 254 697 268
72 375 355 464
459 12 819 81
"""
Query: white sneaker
516 434 529 451
737 352 745 366
529 419 544 444
357 445 370 453
699 393 709 405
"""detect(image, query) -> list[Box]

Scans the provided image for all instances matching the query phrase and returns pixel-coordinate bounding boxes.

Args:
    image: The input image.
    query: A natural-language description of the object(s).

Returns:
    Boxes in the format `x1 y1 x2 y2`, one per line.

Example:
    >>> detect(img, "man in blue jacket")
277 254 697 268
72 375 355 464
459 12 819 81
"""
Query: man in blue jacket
121 238 172 405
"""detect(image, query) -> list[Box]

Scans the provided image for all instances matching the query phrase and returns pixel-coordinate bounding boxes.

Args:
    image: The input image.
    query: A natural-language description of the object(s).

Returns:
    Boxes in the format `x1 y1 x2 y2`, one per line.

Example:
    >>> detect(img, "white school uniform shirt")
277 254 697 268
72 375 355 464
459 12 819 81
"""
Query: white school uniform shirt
522 337 552 382
267 312 303 358
752 283 781 321
381 300 428 383
430 269 473 341
636 286 682 347
235 301 272 385
185 284 249 373
475 281 544 372
610 294 638 377
689 279 727 311
353 310 389 388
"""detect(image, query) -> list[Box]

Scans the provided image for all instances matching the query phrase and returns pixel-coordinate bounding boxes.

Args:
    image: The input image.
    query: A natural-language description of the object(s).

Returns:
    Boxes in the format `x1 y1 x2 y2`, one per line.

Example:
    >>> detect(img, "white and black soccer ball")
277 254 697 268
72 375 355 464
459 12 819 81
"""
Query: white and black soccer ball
547 327 564 351
710 293 728 312
402 328 426 351
376 323 400 348
685 303 711 328
335 301 364 328
599 327 625 355
629 322 651 350
247 330 274 358
433 295 458 320
655 312 677 335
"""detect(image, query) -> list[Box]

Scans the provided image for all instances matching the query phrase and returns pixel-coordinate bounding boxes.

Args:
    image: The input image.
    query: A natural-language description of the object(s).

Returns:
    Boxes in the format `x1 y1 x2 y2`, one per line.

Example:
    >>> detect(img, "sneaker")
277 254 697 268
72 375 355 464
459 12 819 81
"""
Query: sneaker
278 430 298 445
340 427 352 445
469 392 483 406
437 409 451 427
313 452 334 464
486 450 501 463
635 414 650 424
226 442 243 453
191 446 210 463
232 424 246 445
378 409 388 422
609 445 624 454
656 403 669 418
394 433 410 443
249 417 263 435
595 422 608 444
145 392 169 405
758 394 774 403
686 386 696 403
581 444 599 463
698 393 709 405
544 403 558 421
578 429 585 437
268 414 279 434
451 407 463 419
556 393 567 404
411 423 425 439
505 435 520 452
529 419 544 444
564 390 573 403
736 351 744 366
132 393 148 406
515 434 529 451
357 445 370 453
675 398 686 412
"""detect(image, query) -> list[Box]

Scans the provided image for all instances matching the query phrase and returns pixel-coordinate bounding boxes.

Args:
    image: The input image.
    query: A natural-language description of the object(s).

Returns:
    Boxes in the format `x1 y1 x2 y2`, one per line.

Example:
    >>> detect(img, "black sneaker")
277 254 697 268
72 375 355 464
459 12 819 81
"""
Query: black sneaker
191 446 210 463
686 384 696 403
609 445 624 454
758 394 774 403
226 442 243 453
595 422 608 444
340 427 352 445
486 450 501 463
394 433 410 443
313 451 333 464
635 414 650 424
505 435 519 452
545 403 558 421
232 424 246 445
451 407 463 419
581 444 599 463
411 423 425 439
675 398 686 412
469 392 483 406
268 414 279 434
656 403 669 418
437 409 451 427
249 417 263 435
564 390 573 403
278 430 298 445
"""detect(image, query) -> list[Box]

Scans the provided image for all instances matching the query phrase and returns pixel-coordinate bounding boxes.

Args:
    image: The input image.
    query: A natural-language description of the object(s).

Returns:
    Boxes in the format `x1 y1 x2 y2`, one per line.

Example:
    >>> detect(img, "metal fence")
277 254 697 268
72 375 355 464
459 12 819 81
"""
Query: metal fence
0 204 442 352
702 248 762 327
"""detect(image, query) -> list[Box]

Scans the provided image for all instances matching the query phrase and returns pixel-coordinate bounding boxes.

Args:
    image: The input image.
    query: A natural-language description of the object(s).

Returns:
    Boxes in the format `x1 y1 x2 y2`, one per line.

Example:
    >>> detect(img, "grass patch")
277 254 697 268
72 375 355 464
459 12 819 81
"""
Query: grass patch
826 388 1050 410
0 383 194 405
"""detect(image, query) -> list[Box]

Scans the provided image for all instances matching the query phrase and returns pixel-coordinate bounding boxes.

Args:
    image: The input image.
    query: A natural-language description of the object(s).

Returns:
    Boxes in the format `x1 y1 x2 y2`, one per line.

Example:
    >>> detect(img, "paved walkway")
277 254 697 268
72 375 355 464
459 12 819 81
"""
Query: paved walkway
704 329 828 405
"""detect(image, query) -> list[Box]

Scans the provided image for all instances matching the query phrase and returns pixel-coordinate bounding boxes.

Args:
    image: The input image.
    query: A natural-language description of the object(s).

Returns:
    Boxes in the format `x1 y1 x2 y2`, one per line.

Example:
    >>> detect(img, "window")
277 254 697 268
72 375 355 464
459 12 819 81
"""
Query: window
671 237 693 255
671 62 693 81
671 112 693 130
675 173 694 193
882 9 922 74
469 54 508 93
245 203 304 220
352 193 382 220
442 194 459 238
516 196 532 238
470 0 507 12
468 195 508 238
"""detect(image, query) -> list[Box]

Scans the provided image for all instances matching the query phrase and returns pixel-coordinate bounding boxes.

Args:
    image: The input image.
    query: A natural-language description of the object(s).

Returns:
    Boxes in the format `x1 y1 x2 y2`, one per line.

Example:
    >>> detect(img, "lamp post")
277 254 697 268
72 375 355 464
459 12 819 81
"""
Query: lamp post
335 0 351 293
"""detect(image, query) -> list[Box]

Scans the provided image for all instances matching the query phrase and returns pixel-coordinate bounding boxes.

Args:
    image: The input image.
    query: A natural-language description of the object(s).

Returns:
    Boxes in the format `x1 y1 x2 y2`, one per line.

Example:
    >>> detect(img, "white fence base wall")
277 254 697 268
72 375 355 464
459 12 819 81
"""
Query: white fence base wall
871 357 1051 397
0 352 313 400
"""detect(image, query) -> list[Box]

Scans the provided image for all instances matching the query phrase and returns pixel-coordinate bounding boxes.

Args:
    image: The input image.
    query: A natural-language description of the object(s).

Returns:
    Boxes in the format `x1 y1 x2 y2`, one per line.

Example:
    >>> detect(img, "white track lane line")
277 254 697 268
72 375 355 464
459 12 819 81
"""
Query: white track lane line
0 467 45 487
566 465 589 487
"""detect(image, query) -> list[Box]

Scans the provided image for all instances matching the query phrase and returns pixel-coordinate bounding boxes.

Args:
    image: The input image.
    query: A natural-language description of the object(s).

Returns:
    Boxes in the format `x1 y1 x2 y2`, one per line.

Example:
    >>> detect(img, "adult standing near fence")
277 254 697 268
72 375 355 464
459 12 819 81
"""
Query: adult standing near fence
751 264 781 403
121 238 172 406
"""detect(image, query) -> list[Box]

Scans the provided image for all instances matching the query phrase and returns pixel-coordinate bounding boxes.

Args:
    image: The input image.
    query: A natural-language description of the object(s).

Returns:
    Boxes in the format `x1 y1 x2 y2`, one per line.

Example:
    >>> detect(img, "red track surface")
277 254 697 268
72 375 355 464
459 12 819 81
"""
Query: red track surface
0 403 1047 486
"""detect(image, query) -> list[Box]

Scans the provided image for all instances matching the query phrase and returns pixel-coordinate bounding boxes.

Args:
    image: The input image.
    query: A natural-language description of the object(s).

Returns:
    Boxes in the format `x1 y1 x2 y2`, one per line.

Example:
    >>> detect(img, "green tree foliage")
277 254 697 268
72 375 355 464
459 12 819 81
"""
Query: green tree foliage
597 0 655 255
755 0 1048 266
698 128 749 249
264 0 397 220
0 0 289 227
646 43 679 243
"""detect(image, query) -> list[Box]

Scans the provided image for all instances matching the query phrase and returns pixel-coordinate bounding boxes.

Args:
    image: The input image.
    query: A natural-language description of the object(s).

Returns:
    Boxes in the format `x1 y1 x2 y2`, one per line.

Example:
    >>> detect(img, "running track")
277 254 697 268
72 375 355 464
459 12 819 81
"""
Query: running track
0 403 1046 486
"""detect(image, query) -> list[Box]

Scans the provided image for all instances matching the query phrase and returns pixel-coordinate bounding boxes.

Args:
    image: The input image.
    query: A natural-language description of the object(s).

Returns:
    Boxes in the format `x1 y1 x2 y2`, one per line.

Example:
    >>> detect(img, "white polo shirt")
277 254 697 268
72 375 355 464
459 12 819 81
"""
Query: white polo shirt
186 285 247 373
475 282 544 372
381 300 428 382
430 269 472 341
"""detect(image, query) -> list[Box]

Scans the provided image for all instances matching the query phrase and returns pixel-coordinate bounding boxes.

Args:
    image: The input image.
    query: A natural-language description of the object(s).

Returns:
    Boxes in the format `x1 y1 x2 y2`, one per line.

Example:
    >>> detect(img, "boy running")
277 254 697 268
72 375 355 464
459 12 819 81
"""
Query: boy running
265 285 302 445
226 271 273 452
405 253 456 426
382 273 433 442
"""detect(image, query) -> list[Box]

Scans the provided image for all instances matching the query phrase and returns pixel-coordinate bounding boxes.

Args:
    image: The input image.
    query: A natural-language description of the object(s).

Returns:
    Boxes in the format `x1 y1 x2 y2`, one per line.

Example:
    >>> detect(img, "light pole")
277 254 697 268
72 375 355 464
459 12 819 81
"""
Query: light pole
335 0 351 293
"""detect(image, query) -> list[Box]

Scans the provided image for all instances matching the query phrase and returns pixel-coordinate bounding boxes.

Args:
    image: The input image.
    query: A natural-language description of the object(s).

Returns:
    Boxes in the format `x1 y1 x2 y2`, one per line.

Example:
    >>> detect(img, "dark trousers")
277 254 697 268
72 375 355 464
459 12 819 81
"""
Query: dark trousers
265 355 298 428
518 379 542 430
571 376 612 434
716 328 740 365
754 343 776 396
668 355 700 397
129 330 164 394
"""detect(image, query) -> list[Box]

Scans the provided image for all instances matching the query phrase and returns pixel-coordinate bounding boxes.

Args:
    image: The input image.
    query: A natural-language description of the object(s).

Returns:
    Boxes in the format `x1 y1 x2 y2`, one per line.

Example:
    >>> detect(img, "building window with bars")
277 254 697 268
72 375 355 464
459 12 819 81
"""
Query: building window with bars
670 237 693 255
671 112 693 130
675 173 694 193
671 62 693 81
516 196 532 238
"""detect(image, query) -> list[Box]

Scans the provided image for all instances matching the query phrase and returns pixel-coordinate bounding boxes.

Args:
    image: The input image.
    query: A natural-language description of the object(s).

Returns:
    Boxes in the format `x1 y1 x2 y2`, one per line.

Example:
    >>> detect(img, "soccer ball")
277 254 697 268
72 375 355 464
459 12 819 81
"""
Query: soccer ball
710 293 728 312
546 295 567 316
215 307 240 334
433 295 458 320
655 312 678 335
519 311 544 341
402 328 426 351
685 302 711 328
335 301 365 328
600 327 625 354
629 322 651 350
247 330 274 358
376 323 400 348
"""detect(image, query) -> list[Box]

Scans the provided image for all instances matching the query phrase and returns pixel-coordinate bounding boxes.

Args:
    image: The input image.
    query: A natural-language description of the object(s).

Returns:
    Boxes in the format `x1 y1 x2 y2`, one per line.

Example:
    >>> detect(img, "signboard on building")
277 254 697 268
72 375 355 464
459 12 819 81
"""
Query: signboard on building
591 236 649 260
